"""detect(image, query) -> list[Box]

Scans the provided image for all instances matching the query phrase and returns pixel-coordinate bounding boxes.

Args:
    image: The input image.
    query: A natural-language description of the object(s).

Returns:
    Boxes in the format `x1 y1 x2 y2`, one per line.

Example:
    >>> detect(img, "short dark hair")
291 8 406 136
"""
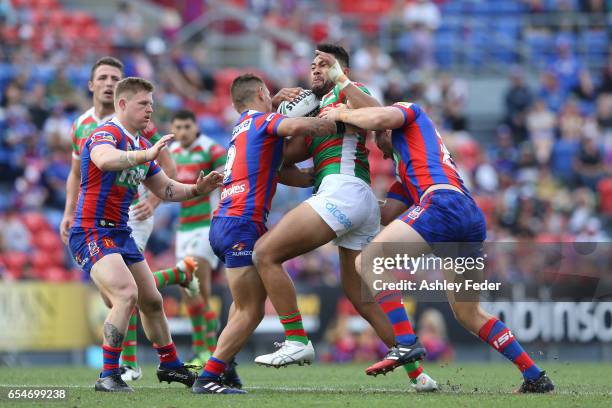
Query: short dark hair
114 77 154 102
171 109 197 123
316 43 350 68
90 56 124 81
230 73 265 112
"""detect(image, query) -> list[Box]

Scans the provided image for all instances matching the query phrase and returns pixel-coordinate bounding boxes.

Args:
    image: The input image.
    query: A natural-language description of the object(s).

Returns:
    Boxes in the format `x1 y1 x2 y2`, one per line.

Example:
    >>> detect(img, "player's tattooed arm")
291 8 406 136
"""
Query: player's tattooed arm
277 117 338 138
103 323 124 348
164 181 176 200
143 170 223 201
320 106 405 131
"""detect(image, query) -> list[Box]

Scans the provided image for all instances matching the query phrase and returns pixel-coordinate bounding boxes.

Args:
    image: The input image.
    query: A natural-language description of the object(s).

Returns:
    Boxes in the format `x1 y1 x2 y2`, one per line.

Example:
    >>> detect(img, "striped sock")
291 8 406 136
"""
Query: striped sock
121 309 138 368
102 345 122 378
403 361 423 384
478 317 542 381
188 303 207 355
153 266 186 289
198 356 226 381
204 308 218 353
375 290 416 345
280 311 308 345
156 342 183 370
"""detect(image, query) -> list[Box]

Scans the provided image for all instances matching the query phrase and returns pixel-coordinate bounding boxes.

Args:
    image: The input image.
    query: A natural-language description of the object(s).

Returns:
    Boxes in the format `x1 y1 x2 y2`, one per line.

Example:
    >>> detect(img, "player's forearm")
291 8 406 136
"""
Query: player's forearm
278 165 313 187
153 180 199 202
342 83 381 109
339 107 399 130
157 148 177 179
283 137 311 165
63 168 80 217
91 147 150 171
284 118 339 138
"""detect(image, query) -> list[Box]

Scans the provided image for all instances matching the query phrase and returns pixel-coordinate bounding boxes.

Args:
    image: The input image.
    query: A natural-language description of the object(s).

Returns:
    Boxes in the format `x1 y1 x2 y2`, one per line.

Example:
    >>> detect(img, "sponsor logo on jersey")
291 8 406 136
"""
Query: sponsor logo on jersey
221 183 246 200
406 206 424 220
91 131 117 144
325 201 353 230
231 242 253 257
88 241 100 256
102 237 116 249
231 118 252 141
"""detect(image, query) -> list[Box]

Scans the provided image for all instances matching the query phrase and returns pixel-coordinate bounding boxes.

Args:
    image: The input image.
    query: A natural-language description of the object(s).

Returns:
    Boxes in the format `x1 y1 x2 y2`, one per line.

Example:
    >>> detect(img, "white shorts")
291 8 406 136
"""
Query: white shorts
305 174 380 250
175 227 219 269
128 215 154 253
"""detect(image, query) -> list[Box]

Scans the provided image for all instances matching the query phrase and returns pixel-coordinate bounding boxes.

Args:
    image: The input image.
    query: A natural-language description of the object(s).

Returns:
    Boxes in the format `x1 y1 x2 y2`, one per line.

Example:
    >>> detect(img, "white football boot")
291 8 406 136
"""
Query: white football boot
120 365 143 382
254 340 315 367
411 372 438 392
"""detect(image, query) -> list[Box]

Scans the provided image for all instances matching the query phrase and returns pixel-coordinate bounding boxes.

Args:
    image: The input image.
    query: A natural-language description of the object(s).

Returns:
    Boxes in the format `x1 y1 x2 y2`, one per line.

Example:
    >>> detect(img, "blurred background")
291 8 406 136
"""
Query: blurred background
0 0 610 367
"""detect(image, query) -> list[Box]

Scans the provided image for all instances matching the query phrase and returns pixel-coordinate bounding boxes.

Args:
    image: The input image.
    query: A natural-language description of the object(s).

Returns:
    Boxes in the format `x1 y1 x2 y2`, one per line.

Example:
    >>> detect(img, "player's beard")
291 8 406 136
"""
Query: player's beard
100 100 115 113
311 78 334 99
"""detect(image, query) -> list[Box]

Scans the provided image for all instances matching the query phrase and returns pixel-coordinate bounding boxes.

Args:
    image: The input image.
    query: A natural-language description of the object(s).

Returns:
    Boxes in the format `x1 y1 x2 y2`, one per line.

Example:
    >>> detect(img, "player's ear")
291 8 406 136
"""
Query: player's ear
343 67 350 76
88 80 94 93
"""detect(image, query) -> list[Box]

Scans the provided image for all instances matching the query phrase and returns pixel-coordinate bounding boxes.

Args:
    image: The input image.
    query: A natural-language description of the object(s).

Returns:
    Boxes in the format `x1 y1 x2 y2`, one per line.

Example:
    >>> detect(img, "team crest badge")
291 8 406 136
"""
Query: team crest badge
88 241 100 256
406 206 424 220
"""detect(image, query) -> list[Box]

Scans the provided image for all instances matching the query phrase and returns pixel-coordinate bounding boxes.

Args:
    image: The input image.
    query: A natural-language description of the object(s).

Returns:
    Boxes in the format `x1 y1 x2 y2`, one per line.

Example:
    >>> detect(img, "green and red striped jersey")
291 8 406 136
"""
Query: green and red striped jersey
170 135 226 231
308 83 372 191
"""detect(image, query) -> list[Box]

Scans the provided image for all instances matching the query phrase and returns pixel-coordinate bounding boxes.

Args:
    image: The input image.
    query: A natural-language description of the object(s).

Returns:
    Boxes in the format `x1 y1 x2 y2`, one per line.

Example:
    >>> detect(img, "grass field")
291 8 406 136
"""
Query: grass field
0 363 610 407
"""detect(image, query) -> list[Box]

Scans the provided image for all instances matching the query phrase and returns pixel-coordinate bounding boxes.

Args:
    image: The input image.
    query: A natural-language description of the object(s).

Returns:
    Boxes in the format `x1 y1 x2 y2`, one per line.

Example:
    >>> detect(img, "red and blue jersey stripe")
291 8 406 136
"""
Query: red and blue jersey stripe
73 118 161 229
214 110 286 224
391 102 467 204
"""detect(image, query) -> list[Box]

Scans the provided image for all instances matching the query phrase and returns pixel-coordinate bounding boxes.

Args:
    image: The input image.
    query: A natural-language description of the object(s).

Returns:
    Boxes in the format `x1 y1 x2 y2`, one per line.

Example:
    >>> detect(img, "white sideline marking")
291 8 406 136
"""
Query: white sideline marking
0 384 609 395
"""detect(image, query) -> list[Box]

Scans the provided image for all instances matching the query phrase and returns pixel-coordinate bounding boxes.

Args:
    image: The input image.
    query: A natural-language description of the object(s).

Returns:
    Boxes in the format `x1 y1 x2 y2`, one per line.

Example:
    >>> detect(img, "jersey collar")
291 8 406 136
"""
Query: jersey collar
110 117 139 145
90 106 115 125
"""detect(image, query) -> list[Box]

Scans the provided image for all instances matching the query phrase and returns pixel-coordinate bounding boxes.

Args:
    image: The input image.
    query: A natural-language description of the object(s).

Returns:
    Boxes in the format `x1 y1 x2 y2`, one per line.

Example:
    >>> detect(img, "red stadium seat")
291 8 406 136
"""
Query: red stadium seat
43 266 68 281
21 212 50 232
4 251 28 271
597 178 612 216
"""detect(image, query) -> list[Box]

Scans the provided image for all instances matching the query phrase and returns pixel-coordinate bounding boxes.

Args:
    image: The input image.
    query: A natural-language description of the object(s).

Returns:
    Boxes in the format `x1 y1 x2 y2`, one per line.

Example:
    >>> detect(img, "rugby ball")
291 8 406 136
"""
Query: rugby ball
277 89 320 118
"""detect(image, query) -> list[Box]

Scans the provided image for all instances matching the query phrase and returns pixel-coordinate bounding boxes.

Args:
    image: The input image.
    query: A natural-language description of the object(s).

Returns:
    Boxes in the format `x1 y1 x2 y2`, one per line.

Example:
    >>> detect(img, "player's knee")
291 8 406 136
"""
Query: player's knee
113 282 138 308
354 254 363 275
139 291 164 315
252 243 274 268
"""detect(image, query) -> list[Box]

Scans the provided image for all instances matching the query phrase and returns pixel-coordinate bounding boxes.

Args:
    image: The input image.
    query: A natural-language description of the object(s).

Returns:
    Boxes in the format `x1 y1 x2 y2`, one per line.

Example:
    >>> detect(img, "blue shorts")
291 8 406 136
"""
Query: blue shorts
209 216 267 268
399 190 486 257
69 227 144 274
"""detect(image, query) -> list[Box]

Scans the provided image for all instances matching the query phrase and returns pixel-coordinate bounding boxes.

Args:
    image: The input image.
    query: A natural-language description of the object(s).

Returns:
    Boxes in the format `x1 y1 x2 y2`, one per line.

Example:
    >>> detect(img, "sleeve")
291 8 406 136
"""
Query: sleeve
89 127 120 150
141 120 162 144
386 180 414 207
146 160 161 178
70 121 80 159
256 112 286 137
210 143 227 170
391 102 419 128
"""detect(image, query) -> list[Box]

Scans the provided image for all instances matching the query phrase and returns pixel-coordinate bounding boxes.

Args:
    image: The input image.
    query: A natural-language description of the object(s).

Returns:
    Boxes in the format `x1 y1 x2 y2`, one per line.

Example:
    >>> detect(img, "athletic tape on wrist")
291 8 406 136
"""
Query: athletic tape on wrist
338 78 352 90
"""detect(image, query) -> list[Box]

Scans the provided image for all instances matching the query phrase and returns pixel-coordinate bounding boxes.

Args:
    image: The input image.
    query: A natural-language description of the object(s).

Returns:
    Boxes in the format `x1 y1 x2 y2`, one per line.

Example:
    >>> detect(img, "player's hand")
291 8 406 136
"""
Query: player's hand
131 199 156 221
272 87 303 110
319 104 348 122
315 50 348 85
147 134 174 161
195 170 223 195
59 214 73 245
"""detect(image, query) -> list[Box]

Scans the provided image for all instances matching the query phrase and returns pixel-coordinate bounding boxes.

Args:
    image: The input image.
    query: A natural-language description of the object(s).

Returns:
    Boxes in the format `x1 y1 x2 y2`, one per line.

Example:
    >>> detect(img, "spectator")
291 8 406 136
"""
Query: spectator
402 0 441 70
113 1 145 46
418 309 454 362
0 209 31 252
574 135 606 190
527 99 556 164
505 68 533 130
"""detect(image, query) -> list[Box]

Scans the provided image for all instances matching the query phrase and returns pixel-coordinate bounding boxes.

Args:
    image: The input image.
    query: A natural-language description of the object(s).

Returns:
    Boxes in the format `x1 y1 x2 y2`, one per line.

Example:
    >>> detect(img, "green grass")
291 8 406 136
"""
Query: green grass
0 363 610 407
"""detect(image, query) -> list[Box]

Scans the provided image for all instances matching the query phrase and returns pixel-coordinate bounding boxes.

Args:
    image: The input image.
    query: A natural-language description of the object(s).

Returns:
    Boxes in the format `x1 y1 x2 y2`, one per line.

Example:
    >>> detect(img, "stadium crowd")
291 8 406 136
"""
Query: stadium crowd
0 0 609 288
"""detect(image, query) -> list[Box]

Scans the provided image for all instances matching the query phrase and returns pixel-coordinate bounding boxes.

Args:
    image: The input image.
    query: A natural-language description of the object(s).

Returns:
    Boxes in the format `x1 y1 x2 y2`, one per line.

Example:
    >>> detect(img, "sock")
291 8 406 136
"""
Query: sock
120 309 138 368
403 361 423 384
198 356 226 382
479 317 542 381
187 303 207 355
102 345 122 378
156 342 183 369
375 290 416 345
279 311 309 345
153 265 186 289
204 307 218 353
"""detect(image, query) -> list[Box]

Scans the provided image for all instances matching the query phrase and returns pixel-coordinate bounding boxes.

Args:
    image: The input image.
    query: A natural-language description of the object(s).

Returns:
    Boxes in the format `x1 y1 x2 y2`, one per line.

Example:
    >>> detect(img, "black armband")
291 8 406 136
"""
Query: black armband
335 121 346 135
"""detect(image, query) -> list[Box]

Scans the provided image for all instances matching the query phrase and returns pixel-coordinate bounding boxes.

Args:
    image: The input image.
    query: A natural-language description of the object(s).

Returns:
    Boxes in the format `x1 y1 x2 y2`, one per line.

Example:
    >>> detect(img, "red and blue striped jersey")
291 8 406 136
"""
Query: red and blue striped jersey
386 179 415 208
391 102 467 203
73 118 161 229
214 110 286 224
